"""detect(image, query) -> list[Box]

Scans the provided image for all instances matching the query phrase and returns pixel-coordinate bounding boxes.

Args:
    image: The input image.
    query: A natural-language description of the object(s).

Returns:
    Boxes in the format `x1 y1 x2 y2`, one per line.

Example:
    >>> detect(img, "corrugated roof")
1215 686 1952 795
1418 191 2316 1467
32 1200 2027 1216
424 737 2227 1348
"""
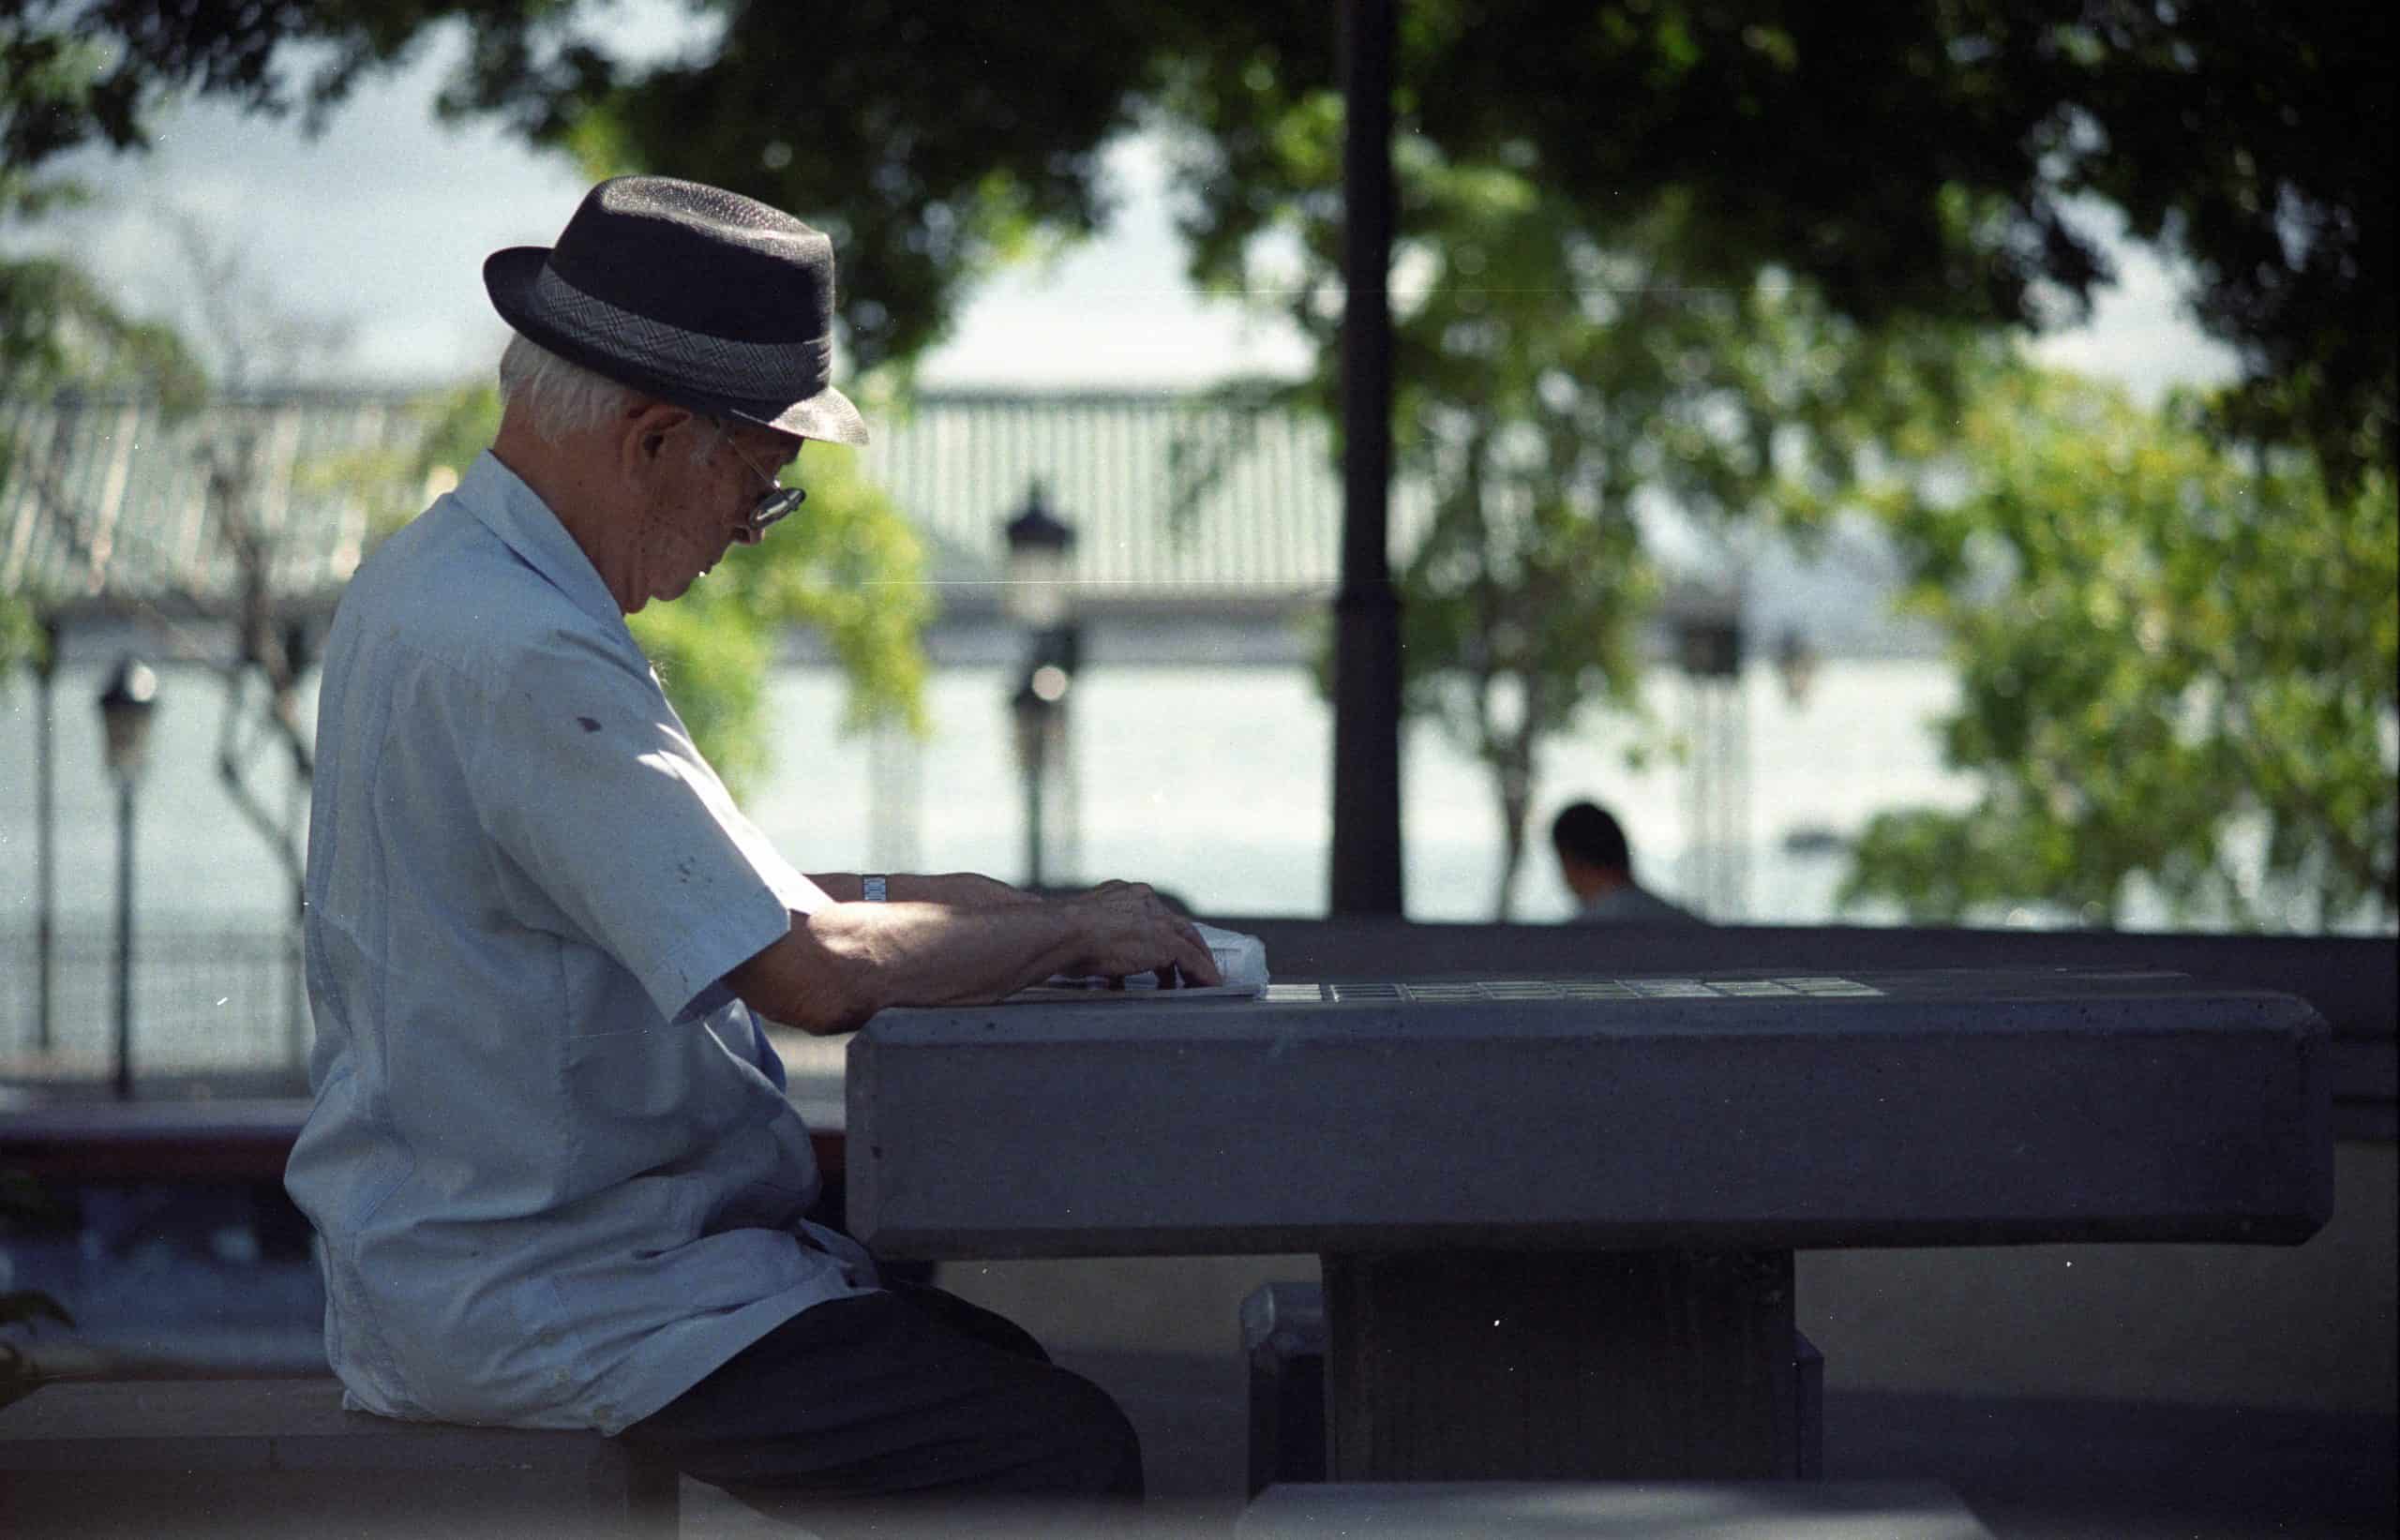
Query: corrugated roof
1 387 1426 620
863 389 1428 605
0 392 414 616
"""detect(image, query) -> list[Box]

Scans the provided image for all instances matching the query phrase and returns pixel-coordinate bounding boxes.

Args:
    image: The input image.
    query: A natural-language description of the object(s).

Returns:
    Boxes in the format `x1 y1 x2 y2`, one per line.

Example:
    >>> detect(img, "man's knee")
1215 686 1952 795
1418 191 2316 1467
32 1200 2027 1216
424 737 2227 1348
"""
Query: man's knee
1011 1368 1143 1498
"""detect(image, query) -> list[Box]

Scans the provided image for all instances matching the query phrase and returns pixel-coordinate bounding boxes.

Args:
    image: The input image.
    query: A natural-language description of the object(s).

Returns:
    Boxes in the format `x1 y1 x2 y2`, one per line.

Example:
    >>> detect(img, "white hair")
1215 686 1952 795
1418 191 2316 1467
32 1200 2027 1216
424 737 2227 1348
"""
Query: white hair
497 334 651 443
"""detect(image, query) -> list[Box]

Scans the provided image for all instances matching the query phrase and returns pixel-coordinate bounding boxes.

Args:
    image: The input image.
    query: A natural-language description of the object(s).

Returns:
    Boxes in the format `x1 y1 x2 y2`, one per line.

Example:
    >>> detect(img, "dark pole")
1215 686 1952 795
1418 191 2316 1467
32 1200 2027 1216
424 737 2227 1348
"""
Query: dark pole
112 773 135 1100
1331 0 1404 915
99 653 156 1100
284 620 310 1073
1013 670 1052 892
1027 723 1047 891
34 620 57 1054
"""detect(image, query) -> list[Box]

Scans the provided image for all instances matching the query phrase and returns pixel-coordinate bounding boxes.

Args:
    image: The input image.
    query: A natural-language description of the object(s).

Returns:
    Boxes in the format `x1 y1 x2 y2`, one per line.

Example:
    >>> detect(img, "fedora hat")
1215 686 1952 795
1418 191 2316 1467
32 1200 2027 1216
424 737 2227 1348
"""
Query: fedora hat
485 175 868 445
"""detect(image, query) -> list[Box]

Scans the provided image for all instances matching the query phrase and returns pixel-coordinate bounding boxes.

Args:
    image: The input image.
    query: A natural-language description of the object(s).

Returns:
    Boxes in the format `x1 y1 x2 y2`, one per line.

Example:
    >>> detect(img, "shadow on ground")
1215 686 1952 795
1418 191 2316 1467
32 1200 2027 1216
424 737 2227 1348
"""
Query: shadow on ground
1058 1348 2398 1540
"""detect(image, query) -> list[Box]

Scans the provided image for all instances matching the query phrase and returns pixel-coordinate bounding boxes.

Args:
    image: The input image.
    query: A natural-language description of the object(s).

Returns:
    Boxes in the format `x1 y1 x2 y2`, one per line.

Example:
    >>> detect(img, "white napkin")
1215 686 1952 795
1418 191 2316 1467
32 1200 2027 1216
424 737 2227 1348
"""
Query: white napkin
1041 920 1270 996
1195 921 1270 993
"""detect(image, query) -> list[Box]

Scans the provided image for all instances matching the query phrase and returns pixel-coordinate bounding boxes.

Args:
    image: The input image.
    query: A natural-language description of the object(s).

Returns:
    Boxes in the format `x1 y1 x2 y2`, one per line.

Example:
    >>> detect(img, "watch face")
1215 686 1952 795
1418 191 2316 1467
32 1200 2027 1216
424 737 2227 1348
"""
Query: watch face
863 875 888 902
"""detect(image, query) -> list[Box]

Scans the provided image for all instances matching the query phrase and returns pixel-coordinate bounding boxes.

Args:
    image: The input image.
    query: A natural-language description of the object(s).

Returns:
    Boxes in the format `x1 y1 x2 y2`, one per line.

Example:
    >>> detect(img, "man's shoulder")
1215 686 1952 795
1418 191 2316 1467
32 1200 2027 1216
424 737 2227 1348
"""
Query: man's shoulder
1574 885 1706 926
338 501 608 685
1617 885 1704 924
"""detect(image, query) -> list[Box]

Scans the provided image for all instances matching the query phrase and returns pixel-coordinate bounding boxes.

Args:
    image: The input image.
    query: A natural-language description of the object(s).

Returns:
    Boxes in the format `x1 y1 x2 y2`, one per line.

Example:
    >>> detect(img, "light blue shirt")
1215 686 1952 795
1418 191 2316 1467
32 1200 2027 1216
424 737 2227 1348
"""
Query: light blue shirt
1571 883 1704 926
286 451 875 1436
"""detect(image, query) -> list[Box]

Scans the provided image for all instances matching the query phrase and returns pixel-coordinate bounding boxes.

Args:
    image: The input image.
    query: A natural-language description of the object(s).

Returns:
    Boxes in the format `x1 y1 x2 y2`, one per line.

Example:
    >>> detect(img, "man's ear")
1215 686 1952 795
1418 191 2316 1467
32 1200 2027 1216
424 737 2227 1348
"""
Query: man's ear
619 399 693 478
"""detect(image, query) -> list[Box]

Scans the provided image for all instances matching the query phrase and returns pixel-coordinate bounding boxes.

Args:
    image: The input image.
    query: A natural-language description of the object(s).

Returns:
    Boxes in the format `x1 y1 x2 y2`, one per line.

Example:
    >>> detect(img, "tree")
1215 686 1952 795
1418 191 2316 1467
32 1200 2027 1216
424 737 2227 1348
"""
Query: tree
626 439 933 797
5 16 928 795
2 26 209 675
1843 365 2397 930
1189 142 1981 915
12 0 2391 924
12 4 2388 474
162 215 360 934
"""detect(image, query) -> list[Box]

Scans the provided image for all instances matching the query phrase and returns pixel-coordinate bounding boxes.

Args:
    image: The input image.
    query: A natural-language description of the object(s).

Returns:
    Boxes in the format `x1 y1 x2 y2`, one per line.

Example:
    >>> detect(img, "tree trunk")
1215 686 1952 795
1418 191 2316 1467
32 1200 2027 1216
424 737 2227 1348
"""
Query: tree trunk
1493 782 1526 920
1490 718 1536 920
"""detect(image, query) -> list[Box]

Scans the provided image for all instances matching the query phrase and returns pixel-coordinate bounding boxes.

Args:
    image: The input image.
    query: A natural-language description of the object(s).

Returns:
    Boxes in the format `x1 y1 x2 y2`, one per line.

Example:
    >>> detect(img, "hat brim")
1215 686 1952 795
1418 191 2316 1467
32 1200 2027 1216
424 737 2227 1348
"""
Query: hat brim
485 247 869 446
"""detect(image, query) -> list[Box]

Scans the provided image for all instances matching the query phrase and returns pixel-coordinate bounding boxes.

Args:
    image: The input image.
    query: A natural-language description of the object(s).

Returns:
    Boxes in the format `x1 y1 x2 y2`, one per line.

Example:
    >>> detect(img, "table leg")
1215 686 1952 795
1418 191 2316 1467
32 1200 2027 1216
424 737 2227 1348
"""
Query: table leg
1321 1248 1798 1480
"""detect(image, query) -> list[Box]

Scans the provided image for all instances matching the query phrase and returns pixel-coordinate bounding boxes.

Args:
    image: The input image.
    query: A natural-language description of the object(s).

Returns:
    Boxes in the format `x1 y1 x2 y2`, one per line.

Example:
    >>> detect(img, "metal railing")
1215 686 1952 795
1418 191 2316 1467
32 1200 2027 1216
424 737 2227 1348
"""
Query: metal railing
1 923 305 1086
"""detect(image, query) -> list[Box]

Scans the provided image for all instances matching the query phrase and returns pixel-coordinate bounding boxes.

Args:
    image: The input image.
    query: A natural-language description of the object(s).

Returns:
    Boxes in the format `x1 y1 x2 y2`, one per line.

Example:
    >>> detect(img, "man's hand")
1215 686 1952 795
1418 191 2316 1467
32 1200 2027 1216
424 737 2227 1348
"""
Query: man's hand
1058 881 1222 988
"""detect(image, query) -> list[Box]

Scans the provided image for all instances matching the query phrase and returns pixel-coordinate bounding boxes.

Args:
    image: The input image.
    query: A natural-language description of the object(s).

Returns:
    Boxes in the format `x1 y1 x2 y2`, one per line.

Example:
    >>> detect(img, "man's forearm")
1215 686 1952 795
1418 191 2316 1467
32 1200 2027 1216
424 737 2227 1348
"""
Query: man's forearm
805 872 1037 907
732 900 1084 1034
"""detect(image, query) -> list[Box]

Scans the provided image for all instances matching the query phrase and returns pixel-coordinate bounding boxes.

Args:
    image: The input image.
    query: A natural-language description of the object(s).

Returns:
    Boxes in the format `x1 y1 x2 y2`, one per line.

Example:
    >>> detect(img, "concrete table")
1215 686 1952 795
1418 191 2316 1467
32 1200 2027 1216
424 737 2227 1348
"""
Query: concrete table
847 967 2331 1481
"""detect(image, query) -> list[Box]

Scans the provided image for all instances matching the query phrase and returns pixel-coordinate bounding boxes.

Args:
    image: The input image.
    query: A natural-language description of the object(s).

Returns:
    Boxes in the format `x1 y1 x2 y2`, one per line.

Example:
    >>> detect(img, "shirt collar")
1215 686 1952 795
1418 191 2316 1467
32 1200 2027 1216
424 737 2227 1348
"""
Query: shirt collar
453 450 628 633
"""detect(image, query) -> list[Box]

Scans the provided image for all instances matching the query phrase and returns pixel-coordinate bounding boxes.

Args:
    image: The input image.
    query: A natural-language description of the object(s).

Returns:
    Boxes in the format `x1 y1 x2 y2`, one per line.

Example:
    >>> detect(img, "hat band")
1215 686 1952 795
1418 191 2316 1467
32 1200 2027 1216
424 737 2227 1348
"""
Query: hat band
532 265 832 401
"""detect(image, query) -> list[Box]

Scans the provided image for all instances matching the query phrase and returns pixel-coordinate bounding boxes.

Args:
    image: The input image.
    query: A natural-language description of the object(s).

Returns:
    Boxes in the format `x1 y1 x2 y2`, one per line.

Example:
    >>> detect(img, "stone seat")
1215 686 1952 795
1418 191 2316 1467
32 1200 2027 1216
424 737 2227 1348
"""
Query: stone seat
0 1379 677 1539
1237 1479 1997 1538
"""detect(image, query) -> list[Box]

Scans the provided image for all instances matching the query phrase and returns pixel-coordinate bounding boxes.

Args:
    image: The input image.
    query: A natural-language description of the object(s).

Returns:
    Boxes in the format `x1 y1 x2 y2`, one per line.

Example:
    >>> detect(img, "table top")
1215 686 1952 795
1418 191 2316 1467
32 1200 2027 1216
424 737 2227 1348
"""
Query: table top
847 966 2332 1260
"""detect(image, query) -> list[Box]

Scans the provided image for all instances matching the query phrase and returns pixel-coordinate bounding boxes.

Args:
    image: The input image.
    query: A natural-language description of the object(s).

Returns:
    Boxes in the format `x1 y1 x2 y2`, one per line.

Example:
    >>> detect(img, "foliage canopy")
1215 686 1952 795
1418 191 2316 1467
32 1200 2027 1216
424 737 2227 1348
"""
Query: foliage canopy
10 1 2389 480
8 0 2392 925
1847 366 2397 930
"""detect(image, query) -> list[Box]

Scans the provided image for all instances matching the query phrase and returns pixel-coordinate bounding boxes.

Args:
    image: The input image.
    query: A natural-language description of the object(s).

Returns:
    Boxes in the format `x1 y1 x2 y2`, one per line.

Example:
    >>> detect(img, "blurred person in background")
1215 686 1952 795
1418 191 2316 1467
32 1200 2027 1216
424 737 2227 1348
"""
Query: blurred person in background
1552 800 1702 926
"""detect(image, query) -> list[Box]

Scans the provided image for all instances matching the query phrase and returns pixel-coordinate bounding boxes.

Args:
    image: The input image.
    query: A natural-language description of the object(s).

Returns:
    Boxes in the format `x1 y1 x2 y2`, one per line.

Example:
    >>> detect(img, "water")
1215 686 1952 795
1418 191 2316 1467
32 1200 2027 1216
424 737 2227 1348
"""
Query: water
3 650 1967 929
4 645 1979 1071
758 655 1972 922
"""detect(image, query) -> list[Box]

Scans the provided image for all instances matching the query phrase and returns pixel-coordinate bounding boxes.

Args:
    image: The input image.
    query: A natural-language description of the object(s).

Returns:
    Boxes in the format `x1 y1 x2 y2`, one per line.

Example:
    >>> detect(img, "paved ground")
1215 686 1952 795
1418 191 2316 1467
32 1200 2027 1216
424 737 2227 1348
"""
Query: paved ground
673 1346 2396 1538
1816 1386 2396 1540
10 1180 2391 1537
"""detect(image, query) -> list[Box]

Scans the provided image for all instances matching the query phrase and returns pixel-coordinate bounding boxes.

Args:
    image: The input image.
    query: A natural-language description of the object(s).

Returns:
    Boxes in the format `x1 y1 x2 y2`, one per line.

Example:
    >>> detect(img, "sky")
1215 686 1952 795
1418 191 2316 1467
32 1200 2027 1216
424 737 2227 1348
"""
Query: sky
14 14 2242 402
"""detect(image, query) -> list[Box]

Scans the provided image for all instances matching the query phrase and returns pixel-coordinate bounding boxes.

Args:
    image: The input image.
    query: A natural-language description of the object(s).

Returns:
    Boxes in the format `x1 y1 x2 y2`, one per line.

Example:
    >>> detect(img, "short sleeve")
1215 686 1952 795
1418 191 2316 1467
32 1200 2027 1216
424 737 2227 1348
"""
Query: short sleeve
458 625 830 1023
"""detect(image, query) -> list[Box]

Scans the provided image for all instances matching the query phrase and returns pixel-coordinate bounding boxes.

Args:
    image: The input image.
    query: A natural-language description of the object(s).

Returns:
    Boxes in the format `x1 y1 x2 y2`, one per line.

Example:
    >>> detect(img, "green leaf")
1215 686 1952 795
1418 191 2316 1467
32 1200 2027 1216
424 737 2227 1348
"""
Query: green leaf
1849 367 2397 929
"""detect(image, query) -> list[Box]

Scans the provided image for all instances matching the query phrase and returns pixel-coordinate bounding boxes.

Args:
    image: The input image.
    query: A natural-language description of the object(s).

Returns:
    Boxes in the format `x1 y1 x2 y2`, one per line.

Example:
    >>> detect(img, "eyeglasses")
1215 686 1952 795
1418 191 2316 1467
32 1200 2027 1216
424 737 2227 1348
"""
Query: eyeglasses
708 419 807 532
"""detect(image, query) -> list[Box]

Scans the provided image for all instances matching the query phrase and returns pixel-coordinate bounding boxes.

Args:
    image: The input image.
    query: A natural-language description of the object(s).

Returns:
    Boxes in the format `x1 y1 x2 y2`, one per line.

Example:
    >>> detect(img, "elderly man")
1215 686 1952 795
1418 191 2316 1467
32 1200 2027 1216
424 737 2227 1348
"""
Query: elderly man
284 176 1217 1530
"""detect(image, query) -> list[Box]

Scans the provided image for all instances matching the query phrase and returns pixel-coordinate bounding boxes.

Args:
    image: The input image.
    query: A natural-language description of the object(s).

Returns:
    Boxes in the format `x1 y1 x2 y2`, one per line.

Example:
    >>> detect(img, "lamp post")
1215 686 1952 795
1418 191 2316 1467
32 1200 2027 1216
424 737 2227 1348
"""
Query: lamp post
1673 594 1748 921
1775 625 1819 708
34 619 60 1056
98 655 158 1101
1001 481 1077 891
1010 665 1072 890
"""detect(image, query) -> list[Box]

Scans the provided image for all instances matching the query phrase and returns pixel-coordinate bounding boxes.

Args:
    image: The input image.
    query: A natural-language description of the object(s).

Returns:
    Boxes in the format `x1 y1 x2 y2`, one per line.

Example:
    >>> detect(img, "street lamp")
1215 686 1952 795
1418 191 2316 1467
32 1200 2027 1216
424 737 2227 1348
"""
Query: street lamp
98 655 158 1100
1000 478 1075 630
1672 592 1748 921
1001 481 1078 890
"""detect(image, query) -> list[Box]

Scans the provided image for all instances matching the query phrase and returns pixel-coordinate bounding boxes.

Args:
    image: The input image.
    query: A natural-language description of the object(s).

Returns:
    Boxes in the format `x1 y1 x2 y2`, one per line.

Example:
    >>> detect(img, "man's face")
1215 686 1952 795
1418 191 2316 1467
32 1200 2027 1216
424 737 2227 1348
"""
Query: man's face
626 418 804 607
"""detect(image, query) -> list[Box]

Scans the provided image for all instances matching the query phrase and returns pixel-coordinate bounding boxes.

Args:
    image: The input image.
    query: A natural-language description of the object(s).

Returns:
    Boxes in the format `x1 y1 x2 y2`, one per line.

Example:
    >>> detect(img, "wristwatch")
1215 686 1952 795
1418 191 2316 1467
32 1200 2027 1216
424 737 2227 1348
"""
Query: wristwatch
862 875 889 903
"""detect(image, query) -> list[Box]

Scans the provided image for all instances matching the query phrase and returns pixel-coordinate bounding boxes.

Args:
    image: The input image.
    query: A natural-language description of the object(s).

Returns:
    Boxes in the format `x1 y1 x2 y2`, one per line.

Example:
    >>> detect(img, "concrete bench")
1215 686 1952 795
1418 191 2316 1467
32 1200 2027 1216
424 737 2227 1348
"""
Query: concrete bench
1238 1479 1996 1538
854 966 2328 1482
0 1380 678 1539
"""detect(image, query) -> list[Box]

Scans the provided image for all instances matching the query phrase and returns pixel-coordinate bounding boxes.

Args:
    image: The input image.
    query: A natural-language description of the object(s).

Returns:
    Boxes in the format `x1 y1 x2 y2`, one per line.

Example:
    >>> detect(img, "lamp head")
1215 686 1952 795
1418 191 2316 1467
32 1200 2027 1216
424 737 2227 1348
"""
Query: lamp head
98 655 159 781
1001 479 1076 629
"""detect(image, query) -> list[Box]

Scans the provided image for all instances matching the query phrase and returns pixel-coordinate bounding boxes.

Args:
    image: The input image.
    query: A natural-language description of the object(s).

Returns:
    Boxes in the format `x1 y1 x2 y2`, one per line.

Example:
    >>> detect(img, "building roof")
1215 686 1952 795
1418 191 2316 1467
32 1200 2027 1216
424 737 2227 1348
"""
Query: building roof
3 385 1927 654
863 388 1429 607
1 391 414 623
3 387 1428 627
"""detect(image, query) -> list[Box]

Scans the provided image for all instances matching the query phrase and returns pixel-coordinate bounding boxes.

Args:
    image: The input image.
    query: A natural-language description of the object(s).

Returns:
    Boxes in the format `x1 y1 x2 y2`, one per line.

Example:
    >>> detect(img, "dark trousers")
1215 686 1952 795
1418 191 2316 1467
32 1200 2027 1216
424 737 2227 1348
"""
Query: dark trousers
617 1282 1142 1534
